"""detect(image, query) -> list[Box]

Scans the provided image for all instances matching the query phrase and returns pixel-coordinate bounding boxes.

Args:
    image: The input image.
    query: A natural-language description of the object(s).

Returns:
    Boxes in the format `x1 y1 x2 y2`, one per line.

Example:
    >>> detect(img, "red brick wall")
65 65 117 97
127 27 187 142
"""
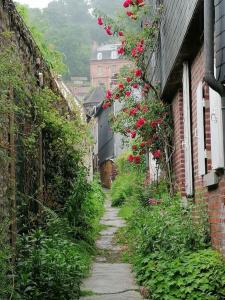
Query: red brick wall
171 46 225 255
90 59 130 89
172 90 185 196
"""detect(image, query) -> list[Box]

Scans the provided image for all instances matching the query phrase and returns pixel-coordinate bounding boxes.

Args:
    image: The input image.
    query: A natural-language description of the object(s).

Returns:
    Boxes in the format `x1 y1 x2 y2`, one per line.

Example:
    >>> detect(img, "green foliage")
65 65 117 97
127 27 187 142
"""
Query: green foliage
111 152 144 206
15 178 104 299
17 4 67 75
0 31 104 299
64 175 104 244
136 249 225 300
112 155 225 299
0 221 13 300
15 229 90 299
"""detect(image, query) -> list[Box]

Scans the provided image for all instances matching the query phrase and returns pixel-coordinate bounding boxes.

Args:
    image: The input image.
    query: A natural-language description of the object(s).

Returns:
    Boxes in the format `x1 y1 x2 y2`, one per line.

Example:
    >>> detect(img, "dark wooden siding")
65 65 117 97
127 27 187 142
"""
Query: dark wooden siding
159 0 199 92
98 107 114 164
215 0 225 83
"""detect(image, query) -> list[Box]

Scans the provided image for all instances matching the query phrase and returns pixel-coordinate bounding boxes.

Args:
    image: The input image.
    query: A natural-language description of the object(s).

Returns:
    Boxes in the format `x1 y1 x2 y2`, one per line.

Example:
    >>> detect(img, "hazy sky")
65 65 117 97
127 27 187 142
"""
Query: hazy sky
16 0 52 8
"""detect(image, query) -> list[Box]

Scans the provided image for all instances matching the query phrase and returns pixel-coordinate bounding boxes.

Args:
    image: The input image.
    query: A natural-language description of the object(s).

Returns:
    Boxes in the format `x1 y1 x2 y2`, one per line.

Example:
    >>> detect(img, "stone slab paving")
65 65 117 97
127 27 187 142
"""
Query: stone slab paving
82 291 142 300
81 195 142 300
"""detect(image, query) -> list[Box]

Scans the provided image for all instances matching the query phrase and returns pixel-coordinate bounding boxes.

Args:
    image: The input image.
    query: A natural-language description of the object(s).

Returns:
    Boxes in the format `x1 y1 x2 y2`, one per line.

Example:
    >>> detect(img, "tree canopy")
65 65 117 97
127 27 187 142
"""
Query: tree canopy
26 0 123 79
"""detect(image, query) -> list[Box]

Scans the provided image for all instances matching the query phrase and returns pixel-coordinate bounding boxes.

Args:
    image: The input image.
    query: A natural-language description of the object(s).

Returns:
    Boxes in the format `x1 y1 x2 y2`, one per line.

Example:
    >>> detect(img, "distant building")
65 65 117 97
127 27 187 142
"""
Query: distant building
66 77 91 102
83 85 105 118
90 44 131 89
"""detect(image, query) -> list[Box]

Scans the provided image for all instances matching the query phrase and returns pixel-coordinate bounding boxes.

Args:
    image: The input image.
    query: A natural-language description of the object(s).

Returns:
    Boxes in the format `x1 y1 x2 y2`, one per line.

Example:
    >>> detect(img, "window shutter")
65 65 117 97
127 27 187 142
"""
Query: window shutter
183 62 193 196
148 152 159 182
196 82 206 176
209 87 224 169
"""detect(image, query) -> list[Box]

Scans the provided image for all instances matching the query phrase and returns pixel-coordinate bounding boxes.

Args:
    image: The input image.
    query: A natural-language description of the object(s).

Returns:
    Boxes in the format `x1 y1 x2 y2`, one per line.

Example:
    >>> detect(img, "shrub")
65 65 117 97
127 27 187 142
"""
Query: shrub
14 178 105 299
0 221 12 300
128 195 209 259
65 176 104 244
141 249 225 300
111 152 144 206
15 229 90 299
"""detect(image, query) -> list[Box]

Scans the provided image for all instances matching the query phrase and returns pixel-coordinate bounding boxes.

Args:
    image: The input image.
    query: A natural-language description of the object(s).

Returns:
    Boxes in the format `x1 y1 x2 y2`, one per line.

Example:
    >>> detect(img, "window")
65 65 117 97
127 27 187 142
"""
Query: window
111 51 118 59
97 52 102 60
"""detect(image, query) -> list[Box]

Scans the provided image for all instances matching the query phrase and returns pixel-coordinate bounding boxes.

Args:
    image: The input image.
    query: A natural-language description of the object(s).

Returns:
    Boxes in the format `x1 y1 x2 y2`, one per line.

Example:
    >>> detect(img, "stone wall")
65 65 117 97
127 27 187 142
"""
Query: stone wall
0 0 72 227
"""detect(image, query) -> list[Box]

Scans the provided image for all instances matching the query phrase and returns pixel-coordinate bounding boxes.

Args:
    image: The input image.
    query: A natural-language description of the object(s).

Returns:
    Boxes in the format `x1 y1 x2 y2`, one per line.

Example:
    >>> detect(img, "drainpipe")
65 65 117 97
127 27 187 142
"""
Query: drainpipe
204 0 225 166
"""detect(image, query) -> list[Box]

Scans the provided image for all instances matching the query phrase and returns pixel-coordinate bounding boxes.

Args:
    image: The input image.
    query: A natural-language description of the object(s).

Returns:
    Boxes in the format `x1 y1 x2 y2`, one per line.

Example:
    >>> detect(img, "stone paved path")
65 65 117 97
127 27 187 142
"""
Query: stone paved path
81 195 142 300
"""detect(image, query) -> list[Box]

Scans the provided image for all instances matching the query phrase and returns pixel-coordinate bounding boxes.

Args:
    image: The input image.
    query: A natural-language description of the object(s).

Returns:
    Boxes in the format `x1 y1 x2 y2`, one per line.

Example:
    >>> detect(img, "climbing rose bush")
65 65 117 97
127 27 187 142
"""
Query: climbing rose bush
96 2 172 178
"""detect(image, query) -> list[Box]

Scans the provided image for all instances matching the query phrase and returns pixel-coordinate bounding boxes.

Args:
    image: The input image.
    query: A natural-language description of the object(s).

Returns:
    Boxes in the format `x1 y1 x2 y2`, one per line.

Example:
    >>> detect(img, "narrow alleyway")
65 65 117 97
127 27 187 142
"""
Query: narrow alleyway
81 193 142 300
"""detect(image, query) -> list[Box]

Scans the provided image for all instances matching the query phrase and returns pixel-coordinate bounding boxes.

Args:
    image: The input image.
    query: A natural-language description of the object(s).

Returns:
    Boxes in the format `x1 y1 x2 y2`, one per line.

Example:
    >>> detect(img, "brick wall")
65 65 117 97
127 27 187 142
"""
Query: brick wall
171 46 225 255
90 59 130 89
172 90 185 196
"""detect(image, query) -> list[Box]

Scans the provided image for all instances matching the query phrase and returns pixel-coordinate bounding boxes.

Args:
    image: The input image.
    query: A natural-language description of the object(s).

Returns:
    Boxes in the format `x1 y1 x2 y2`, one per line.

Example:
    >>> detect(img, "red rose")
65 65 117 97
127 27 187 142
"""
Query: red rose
118 47 125 55
137 45 144 53
129 108 138 116
136 117 146 128
114 94 120 100
132 48 137 57
118 83 124 90
150 120 158 128
130 131 136 138
126 11 133 17
132 145 138 151
105 26 113 35
118 31 124 36
106 90 112 99
126 77 132 83
134 69 142 77
136 104 141 110
128 154 134 162
136 0 145 6
153 150 161 159
102 102 111 110
98 17 103 26
125 91 132 97
140 141 146 147
134 155 141 164
106 29 113 35
132 83 139 89
98 17 103 25
123 0 133 7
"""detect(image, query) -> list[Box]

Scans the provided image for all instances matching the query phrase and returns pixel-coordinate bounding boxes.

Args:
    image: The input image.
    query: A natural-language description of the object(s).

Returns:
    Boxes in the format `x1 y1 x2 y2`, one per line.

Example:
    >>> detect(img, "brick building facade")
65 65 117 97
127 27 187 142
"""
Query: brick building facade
90 44 131 89
147 0 225 255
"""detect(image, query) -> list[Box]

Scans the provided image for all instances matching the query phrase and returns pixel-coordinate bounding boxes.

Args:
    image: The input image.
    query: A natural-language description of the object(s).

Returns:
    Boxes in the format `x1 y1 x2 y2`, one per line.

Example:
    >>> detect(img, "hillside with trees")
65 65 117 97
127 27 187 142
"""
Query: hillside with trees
26 0 123 79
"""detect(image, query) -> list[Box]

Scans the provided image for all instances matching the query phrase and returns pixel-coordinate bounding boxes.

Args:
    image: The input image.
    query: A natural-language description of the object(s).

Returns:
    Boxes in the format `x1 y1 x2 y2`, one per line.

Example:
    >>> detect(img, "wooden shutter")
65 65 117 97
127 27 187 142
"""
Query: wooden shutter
209 87 224 169
196 82 206 176
183 62 193 196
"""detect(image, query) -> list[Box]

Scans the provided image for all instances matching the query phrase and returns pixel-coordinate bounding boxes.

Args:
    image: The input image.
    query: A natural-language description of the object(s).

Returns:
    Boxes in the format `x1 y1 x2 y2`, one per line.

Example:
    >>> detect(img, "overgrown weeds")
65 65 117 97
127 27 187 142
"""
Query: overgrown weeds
112 154 225 300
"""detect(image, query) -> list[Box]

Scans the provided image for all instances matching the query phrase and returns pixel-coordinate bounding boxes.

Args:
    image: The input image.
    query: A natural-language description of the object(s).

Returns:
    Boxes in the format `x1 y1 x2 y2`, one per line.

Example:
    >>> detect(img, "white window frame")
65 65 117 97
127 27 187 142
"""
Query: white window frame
183 62 193 196
97 52 102 60
111 51 118 60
